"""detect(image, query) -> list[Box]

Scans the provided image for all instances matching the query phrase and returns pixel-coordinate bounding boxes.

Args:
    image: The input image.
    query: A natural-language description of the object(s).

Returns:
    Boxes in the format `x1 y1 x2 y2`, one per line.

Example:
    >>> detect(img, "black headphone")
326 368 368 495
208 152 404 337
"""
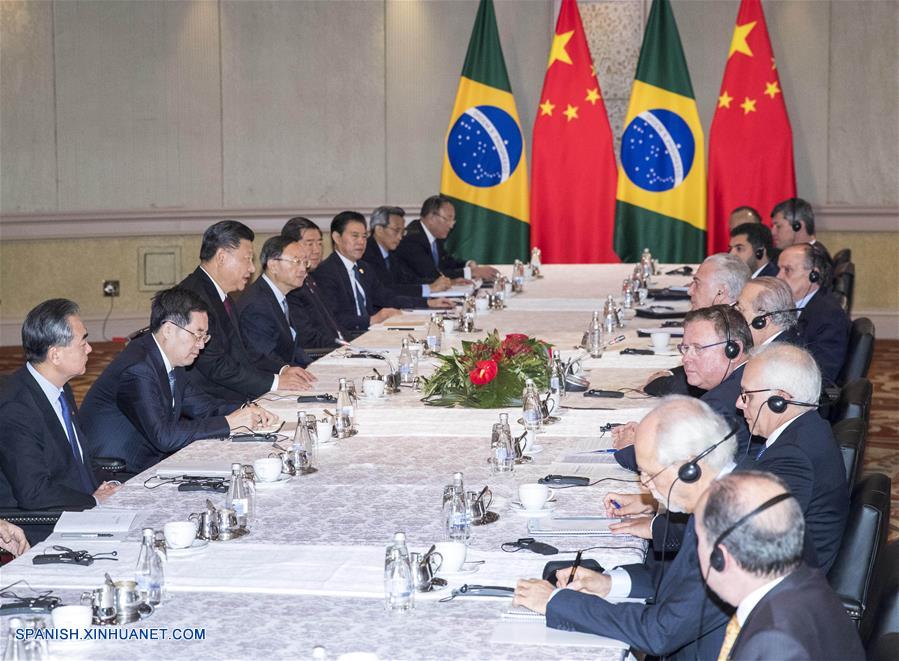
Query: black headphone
677 422 740 484
709 492 795 572
721 309 740 360
754 247 765 260
808 269 820 283
788 198 802 233
766 394 819 414
750 308 802 330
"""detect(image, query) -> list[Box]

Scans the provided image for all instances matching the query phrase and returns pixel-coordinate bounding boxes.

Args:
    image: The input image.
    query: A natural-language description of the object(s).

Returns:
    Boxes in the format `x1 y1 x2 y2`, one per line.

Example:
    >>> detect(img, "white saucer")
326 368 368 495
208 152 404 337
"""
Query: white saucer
510 501 555 517
166 538 208 557
360 394 388 401
255 473 293 489
439 562 481 577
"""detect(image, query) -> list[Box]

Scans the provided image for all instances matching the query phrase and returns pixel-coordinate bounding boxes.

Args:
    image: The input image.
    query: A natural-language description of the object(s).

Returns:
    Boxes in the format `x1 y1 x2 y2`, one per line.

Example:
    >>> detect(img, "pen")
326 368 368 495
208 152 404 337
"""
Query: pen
567 550 583 586
387 327 416 331
610 499 622 510
59 533 114 538
575 449 617 454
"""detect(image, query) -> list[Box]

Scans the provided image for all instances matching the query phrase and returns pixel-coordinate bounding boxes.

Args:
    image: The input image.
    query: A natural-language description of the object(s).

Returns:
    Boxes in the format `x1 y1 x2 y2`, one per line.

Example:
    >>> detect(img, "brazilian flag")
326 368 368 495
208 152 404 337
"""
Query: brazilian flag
441 0 529 264
614 0 706 263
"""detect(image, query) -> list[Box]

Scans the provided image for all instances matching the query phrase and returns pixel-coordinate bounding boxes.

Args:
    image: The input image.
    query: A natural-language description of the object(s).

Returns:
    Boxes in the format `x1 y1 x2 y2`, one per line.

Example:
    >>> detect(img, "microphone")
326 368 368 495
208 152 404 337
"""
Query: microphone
665 265 693 276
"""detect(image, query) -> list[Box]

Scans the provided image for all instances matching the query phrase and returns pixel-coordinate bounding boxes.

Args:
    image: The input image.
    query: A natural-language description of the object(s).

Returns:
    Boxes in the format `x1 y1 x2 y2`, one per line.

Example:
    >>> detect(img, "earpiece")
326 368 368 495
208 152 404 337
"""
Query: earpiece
808 269 820 284
765 395 819 414
677 423 739 484
750 308 802 330
754 247 765 261
788 198 802 233
710 492 794 572
721 309 740 360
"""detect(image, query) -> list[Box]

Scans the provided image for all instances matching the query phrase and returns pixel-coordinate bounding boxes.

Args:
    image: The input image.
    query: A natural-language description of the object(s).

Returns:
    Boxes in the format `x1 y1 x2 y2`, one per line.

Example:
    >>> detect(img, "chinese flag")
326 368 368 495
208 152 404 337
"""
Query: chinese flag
707 0 796 253
530 0 618 263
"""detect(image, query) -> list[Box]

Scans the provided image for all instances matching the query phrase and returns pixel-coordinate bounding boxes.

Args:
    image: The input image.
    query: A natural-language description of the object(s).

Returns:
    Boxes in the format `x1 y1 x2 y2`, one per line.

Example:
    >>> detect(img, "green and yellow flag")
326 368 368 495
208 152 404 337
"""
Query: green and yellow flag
441 0 529 264
613 0 706 263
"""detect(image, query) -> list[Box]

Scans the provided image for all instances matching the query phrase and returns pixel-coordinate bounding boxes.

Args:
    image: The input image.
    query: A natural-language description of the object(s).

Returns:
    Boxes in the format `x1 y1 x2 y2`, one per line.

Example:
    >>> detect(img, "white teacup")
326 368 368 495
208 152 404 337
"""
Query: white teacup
651 331 671 352
362 379 385 398
518 483 550 512
52 604 93 629
475 297 489 312
443 318 457 335
253 457 283 483
164 521 197 549
316 420 334 443
434 541 467 572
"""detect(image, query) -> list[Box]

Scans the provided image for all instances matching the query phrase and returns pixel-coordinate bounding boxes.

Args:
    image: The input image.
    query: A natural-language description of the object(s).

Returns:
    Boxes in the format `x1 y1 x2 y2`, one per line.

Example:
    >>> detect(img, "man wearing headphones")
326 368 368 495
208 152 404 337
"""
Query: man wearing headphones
770 198 830 260
777 243 850 384
736 343 849 571
734 277 802 347
728 222 779 278
514 396 737 660
696 471 863 660
687 253 751 310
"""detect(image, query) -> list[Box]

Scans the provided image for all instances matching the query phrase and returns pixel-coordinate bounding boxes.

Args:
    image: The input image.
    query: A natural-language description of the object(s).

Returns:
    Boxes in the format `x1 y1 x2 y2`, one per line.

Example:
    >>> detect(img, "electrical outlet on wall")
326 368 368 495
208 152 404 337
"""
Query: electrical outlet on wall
102 280 120 297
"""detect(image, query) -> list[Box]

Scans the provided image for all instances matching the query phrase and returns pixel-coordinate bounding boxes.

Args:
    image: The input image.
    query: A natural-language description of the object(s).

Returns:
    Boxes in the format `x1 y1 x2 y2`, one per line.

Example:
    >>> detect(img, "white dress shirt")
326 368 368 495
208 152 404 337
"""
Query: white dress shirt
336 251 366 316
794 287 817 311
262 274 296 340
736 575 787 626
763 410 810 450
26 362 87 462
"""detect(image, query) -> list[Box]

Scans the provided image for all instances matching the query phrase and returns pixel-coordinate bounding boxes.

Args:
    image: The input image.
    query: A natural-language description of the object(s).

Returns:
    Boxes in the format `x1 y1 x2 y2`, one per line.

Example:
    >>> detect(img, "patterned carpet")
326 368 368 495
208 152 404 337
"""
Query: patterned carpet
1 339 897 540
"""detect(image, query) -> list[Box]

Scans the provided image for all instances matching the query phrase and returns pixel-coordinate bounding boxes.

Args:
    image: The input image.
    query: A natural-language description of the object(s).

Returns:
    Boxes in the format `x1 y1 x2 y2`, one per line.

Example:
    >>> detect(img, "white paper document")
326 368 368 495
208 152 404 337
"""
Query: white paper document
54 508 142 534
528 516 622 536
426 285 475 298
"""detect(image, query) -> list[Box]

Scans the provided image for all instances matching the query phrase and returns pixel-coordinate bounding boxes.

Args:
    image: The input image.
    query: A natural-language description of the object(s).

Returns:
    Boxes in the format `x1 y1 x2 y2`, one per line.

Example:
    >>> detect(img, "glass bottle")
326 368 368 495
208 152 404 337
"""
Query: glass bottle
549 349 565 413
292 411 317 474
529 246 542 276
226 462 250 527
444 472 471 543
425 314 442 353
384 531 414 612
398 338 414 384
135 527 165 606
641 247 654 279
522 378 543 431
490 413 515 473
585 311 604 358
336 377 355 432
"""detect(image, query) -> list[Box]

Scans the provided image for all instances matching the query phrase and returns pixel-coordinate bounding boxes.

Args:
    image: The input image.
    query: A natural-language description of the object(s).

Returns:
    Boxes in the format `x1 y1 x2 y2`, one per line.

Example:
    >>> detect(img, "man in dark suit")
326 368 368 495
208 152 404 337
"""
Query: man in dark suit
238 235 312 369
736 343 849 571
770 197 830 260
729 222 779 278
178 220 315 402
282 217 349 347
727 205 761 231
734 276 801 348
81 288 276 476
696 471 864 660
394 195 499 282
777 243 850 384
314 211 453 332
513 397 737 660
363 206 452 298
0 299 119 542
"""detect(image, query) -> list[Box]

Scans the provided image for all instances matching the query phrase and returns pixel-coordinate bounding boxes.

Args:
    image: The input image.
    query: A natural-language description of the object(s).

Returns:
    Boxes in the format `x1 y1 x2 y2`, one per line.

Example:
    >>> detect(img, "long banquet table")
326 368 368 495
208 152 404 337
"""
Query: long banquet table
0 265 694 660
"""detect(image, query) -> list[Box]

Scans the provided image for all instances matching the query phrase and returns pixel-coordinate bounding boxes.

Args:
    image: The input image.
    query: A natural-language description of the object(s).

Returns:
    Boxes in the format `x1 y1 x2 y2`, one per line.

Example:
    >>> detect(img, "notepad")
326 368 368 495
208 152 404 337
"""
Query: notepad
527 516 622 536
54 508 141 534
156 461 234 478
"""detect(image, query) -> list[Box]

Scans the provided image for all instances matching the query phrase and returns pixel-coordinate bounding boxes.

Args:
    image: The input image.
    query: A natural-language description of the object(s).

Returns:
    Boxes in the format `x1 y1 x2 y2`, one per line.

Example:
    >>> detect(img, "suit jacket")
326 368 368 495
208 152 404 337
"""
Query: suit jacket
80 333 235 475
754 261 780 278
0 367 99 511
363 237 426 298
643 365 706 398
286 276 346 349
178 267 274 402
737 411 849 572
728 565 864 660
394 219 467 280
796 289 850 385
546 517 731 660
237 275 310 369
314 252 425 331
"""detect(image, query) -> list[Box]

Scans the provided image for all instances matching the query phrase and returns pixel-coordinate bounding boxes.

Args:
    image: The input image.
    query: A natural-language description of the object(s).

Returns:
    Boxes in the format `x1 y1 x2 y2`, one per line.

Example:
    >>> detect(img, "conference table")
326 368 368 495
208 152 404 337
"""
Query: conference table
0 264 694 660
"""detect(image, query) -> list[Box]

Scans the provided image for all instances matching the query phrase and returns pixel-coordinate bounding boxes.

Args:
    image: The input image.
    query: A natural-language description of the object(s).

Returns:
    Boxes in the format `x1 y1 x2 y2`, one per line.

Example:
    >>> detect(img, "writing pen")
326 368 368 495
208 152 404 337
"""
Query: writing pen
567 550 583 586
610 499 622 510
575 448 617 454
59 533 114 539
387 327 416 331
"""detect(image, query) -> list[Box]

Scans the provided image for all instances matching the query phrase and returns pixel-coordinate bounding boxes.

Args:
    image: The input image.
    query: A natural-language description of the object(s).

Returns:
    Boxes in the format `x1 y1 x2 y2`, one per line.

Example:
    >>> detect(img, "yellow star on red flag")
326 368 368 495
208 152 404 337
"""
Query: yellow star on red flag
548 30 574 68
563 104 579 122
539 99 555 116
764 81 781 99
718 91 733 109
740 97 757 115
585 88 601 105
729 21 757 58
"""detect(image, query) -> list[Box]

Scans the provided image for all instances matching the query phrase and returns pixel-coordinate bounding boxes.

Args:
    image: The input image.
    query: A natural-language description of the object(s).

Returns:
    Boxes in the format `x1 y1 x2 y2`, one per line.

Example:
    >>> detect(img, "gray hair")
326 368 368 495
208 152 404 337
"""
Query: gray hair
747 277 798 329
22 298 80 363
747 343 821 403
370 206 405 230
702 253 751 302
649 396 737 472
701 471 804 577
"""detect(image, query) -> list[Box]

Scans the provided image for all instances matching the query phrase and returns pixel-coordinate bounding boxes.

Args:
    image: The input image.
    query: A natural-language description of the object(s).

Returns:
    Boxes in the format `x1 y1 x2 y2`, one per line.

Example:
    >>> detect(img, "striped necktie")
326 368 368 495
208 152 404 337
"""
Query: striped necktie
352 264 367 316
717 614 741 661
58 393 94 493
168 370 176 409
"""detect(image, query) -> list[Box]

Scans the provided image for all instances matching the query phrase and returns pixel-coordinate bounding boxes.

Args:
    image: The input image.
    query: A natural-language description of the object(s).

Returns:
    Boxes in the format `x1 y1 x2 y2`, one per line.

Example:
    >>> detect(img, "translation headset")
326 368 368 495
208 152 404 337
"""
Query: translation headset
709 492 795 572
765 394 819 414
750 308 802 330
787 198 803 233
754 246 765 261
720 308 741 360
677 422 740 484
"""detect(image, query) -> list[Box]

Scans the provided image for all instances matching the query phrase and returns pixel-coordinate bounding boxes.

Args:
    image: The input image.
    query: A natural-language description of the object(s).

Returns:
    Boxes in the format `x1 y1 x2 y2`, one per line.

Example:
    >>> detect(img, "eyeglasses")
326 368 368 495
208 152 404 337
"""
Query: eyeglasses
383 225 407 237
271 257 307 267
676 340 727 356
739 387 777 404
434 212 456 224
167 321 211 345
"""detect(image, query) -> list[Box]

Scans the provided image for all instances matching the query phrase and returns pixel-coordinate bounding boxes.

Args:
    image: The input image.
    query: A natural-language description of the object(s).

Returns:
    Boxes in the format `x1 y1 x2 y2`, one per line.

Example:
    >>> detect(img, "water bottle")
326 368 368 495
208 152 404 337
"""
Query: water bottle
336 378 355 432
549 350 565 413
512 260 525 292
226 462 250 526
490 413 515 473
529 246 542 277
398 338 414 384
135 528 165 606
444 472 471 542
292 411 317 473
425 314 442 352
384 532 414 612
622 278 634 309
522 378 543 431
641 247 654 279
585 311 604 358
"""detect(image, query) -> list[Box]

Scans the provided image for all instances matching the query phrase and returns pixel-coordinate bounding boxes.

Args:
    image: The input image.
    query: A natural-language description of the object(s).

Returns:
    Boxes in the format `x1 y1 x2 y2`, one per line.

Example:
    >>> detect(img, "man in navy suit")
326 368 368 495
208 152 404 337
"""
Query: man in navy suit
729 222 779 278
777 243 850 384
178 220 315 402
0 299 119 541
770 197 831 261
696 471 864 660
238 235 312 369
314 211 453 332
736 343 849 571
363 206 452 298
81 288 276 476
393 195 499 283
734 276 802 348
513 397 737 659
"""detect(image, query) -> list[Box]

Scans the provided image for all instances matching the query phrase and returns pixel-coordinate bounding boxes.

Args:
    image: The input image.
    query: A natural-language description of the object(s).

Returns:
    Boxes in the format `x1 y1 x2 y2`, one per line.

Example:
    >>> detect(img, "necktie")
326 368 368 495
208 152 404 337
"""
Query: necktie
430 240 440 267
57 393 94 493
717 614 741 661
352 264 367 317
756 445 767 460
168 370 176 409
384 254 391 272
222 295 236 324
281 298 296 340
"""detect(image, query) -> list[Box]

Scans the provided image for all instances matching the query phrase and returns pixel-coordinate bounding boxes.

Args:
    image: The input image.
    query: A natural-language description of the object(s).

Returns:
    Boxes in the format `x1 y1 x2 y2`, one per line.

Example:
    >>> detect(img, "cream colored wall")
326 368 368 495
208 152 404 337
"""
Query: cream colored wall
816 231 899 312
